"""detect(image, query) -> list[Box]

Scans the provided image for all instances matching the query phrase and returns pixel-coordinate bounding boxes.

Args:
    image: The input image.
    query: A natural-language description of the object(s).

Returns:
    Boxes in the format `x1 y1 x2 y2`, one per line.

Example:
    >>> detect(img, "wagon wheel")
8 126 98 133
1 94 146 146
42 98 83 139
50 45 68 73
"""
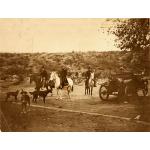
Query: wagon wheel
99 85 109 100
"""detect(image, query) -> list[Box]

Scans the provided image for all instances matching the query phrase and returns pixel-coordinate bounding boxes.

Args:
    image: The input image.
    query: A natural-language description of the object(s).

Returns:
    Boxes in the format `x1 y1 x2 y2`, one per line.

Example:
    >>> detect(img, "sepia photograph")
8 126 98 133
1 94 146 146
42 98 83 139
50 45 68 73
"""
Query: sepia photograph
0 18 150 132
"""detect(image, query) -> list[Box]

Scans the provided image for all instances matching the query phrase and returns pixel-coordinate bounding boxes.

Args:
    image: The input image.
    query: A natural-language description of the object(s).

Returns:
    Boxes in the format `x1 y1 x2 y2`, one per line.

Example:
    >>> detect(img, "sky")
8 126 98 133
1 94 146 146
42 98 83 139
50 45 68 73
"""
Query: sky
0 18 119 53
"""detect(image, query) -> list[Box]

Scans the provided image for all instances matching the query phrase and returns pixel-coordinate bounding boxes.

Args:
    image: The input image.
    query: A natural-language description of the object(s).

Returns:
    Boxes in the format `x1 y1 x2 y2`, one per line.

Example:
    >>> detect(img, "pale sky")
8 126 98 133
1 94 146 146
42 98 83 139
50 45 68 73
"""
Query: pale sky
0 18 119 53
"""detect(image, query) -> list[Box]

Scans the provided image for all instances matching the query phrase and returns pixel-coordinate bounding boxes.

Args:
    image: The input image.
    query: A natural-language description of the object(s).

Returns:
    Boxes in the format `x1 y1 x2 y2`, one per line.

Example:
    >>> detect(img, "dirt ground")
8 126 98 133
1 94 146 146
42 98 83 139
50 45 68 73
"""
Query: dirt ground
0 79 150 131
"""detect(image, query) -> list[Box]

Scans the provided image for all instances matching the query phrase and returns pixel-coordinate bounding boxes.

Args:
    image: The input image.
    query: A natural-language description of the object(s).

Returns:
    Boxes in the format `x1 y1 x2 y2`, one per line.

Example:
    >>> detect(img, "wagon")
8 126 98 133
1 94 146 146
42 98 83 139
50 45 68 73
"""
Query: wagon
99 73 148 101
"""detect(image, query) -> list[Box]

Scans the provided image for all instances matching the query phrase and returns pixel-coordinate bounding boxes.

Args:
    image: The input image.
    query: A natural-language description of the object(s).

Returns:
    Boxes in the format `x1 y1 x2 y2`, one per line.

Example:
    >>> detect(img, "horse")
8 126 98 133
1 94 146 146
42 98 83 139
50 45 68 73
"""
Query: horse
85 72 94 96
30 74 43 91
49 71 73 100
30 74 51 91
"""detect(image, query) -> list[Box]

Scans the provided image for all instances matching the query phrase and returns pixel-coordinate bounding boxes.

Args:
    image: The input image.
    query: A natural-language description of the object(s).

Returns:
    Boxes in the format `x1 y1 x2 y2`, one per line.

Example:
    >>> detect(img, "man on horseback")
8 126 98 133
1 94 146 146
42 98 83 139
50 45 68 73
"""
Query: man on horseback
85 66 96 87
60 66 68 89
40 66 48 89
85 66 92 84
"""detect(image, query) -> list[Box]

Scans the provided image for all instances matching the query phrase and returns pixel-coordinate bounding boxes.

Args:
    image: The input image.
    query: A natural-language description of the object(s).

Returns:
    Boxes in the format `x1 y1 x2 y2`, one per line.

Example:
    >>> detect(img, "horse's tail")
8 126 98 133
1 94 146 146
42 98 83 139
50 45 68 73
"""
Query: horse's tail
71 85 74 92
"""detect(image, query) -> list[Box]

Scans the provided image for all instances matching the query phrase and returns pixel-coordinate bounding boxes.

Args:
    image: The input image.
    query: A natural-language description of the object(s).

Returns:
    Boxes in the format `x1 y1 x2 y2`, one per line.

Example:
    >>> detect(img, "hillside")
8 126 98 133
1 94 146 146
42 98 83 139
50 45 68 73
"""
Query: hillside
0 51 123 81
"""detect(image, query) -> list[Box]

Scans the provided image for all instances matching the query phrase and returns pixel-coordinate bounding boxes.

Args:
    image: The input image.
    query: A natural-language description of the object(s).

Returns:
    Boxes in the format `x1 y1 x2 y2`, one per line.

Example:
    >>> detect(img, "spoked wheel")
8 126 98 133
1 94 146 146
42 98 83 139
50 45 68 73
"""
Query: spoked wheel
99 85 109 100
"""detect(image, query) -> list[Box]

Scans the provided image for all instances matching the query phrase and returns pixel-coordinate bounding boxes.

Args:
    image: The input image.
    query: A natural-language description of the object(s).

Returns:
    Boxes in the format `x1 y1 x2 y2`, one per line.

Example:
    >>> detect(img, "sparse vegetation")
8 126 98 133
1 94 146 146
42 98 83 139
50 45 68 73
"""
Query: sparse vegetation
0 51 124 82
0 53 30 82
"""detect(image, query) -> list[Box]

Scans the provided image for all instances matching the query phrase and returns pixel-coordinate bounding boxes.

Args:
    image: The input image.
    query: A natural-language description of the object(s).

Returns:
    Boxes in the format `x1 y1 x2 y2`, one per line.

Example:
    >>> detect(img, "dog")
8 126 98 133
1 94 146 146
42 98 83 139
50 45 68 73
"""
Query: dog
29 89 52 103
5 90 19 101
20 89 30 113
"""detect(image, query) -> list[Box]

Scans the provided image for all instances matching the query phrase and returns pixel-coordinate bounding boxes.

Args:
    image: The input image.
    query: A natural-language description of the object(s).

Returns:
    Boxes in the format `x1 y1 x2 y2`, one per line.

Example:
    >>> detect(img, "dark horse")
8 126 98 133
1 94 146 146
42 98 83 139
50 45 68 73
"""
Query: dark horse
85 77 94 96
30 73 55 92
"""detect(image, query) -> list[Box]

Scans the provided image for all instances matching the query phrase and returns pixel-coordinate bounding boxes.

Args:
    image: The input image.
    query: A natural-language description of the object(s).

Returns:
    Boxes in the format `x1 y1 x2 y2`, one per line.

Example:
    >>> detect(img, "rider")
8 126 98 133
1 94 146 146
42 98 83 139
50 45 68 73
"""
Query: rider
60 66 68 89
40 66 48 88
85 66 92 84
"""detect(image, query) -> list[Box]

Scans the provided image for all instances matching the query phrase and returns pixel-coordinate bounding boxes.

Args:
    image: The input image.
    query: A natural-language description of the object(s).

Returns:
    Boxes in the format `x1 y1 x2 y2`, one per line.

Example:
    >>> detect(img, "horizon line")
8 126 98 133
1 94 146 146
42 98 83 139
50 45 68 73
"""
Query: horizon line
0 49 120 54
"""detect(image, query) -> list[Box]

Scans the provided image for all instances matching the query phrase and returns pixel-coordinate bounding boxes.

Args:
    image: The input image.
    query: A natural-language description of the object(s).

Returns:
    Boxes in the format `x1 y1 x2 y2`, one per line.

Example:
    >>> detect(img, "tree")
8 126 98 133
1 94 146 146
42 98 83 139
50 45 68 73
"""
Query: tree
110 19 150 73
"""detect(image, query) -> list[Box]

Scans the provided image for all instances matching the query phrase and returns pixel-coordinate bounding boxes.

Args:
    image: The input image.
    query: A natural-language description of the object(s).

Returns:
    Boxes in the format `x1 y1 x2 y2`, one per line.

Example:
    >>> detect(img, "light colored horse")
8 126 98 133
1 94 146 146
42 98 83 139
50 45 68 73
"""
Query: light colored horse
85 72 94 96
49 71 74 100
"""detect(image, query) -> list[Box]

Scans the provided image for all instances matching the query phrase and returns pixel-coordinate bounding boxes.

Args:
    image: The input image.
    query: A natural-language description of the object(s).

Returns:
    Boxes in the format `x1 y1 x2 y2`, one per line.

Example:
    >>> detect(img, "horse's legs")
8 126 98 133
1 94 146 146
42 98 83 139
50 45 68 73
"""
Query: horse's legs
56 88 61 100
85 86 87 95
89 87 91 95
21 103 26 113
68 90 70 99
32 94 36 103
35 96 37 103
51 88 53 96
24 104 27 113
85 87 90 95
56 89 59 99
59 89 62 100
67 87 71 99
60 90 62 100
88 87 90 95
15 96 17 101
32 97 34 102
57 89 58 95
91 87 93 96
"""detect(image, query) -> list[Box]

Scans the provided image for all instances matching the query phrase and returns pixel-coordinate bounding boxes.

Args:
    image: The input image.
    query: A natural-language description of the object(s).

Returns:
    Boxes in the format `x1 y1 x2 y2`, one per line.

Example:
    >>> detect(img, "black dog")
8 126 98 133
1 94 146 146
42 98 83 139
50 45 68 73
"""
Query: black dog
5 90 19 101
29 89 52 103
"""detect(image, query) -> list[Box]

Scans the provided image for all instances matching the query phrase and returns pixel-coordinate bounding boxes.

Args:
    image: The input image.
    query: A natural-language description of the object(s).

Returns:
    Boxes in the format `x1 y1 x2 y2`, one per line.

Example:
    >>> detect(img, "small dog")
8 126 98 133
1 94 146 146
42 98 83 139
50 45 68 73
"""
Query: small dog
5 90 19 101
20 90 30 114
30 89 52 103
